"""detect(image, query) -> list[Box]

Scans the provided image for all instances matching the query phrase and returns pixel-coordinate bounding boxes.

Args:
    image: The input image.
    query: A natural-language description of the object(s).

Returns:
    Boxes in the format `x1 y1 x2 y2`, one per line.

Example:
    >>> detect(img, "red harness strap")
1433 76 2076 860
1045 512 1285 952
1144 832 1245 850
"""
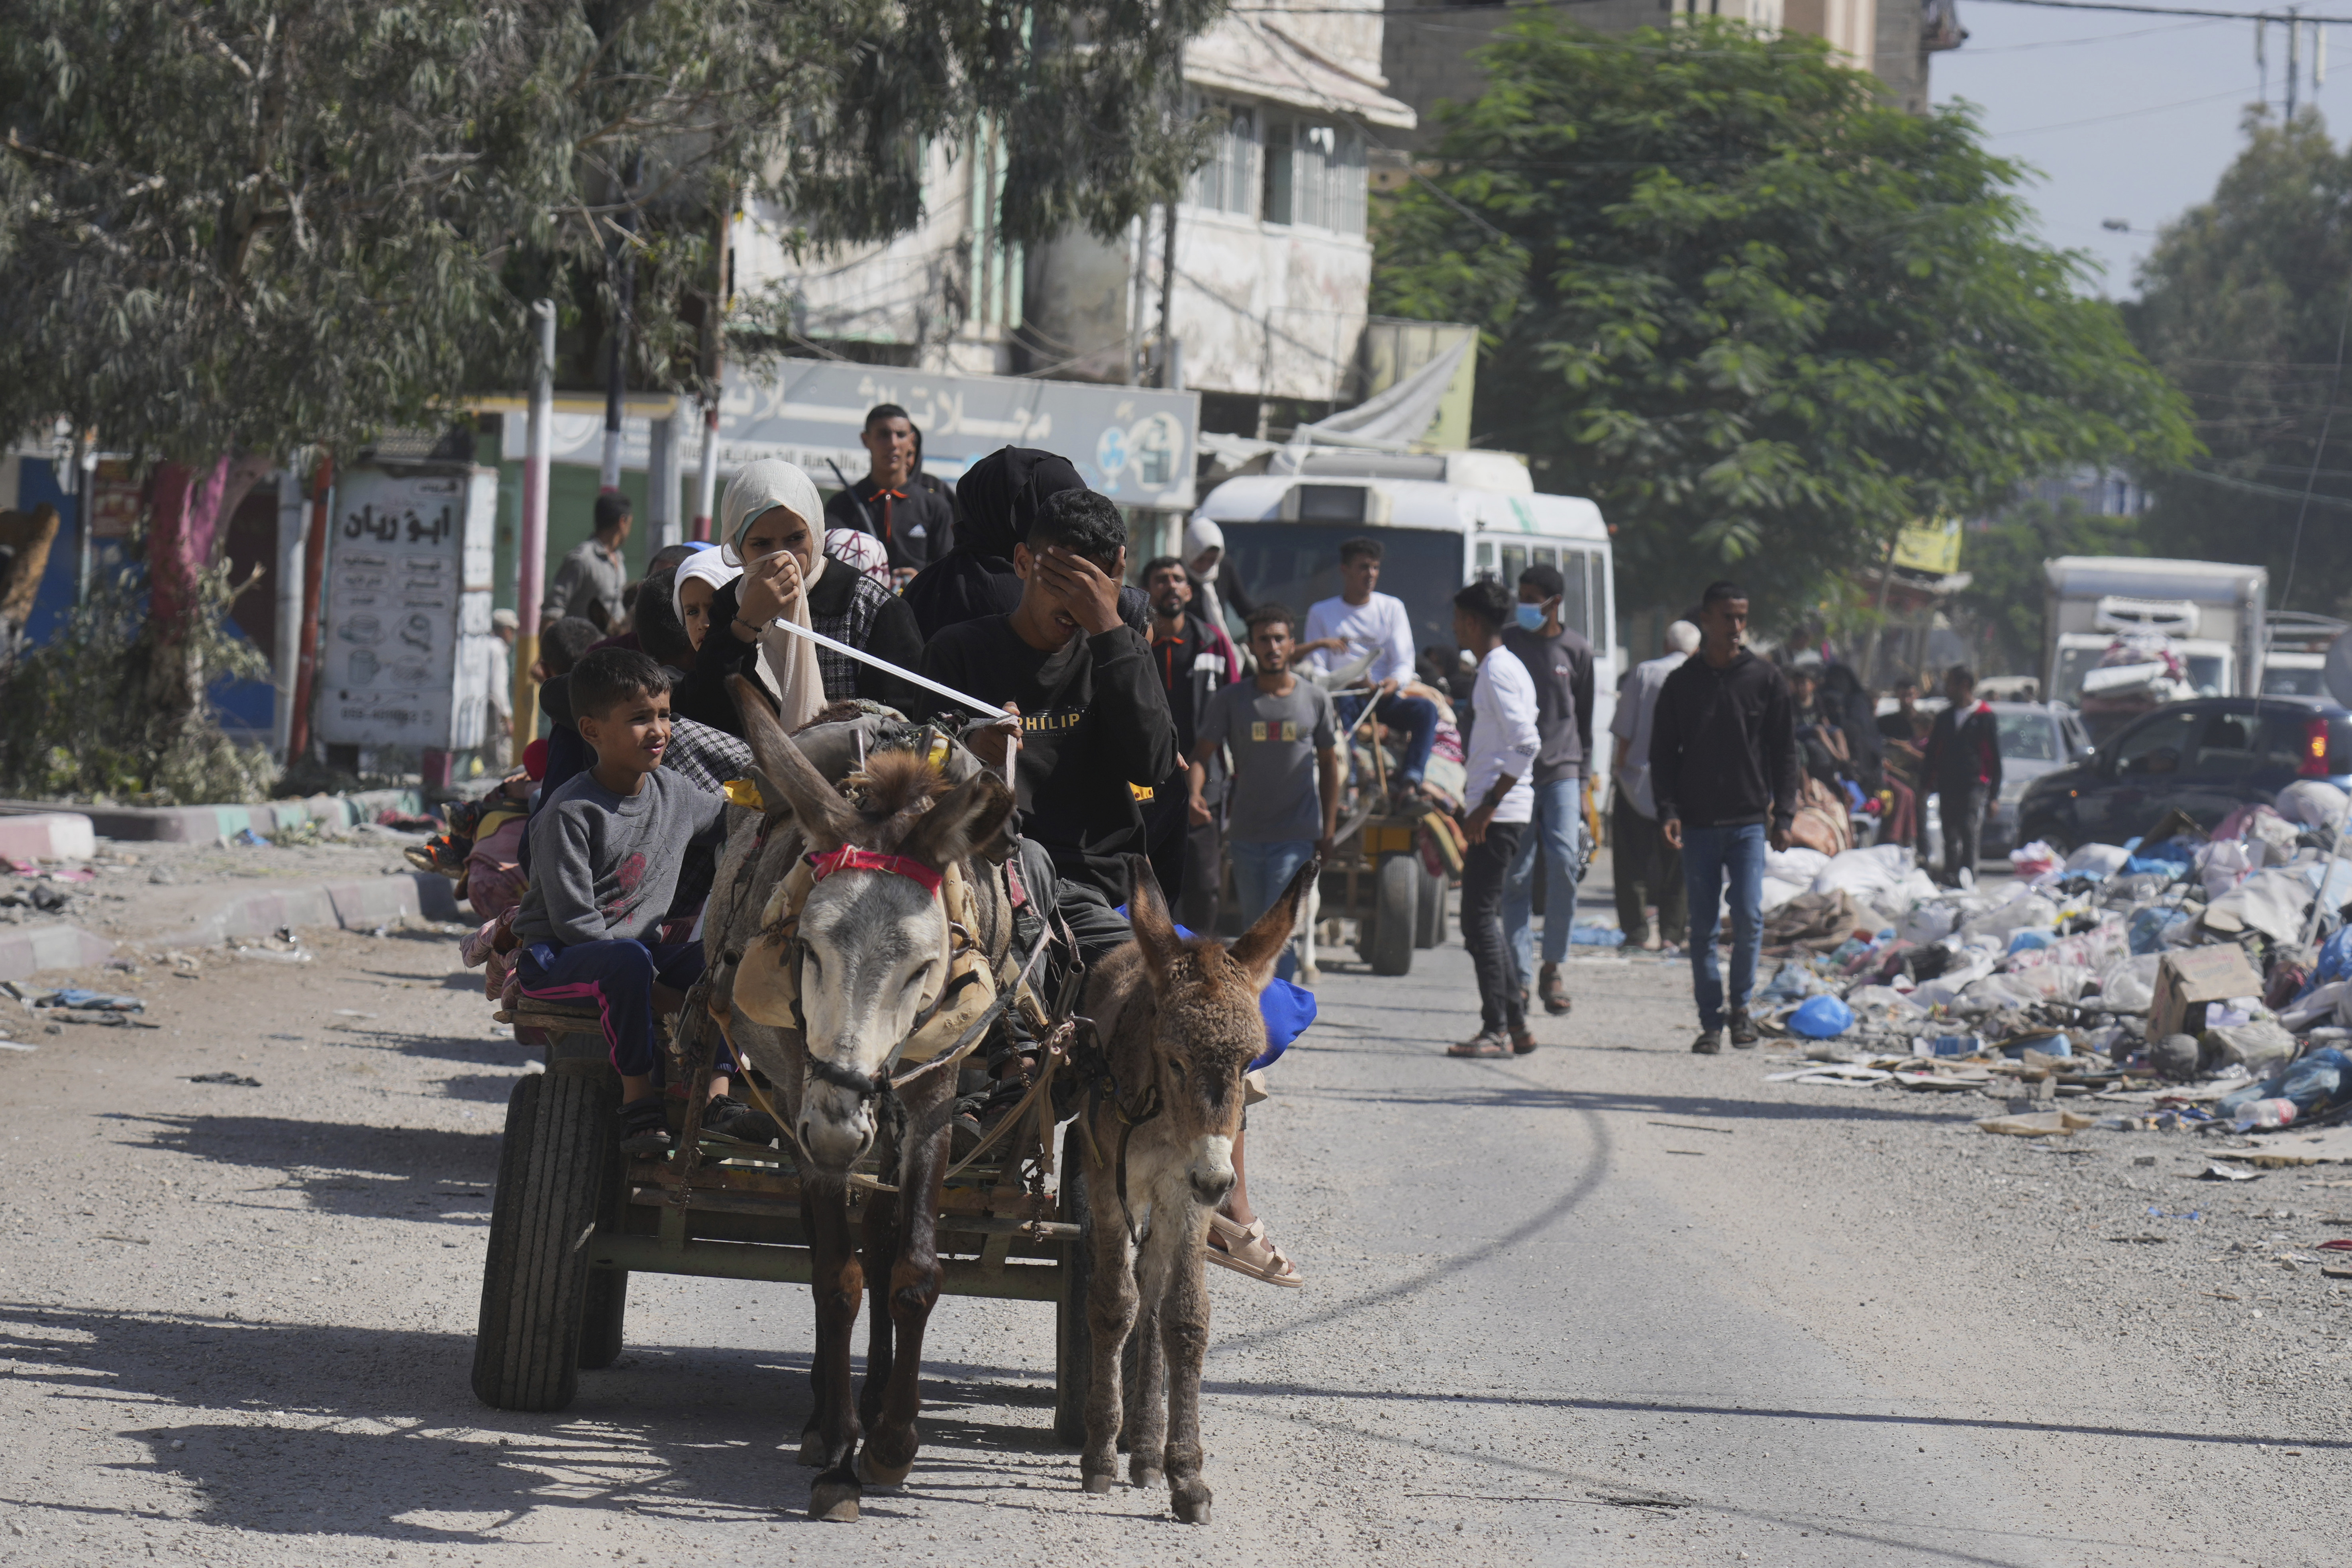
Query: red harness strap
806 844 943 897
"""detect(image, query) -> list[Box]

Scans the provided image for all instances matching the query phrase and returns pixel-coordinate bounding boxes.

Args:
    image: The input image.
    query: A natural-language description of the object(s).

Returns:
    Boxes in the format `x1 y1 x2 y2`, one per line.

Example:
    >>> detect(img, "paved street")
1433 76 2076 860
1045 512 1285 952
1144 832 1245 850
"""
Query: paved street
0 858 2343 1566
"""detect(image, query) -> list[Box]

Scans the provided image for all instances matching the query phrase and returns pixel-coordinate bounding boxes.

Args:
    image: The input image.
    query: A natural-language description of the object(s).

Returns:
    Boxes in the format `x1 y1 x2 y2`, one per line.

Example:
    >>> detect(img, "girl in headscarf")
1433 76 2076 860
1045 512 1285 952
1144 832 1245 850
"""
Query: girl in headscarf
671 549 741 654
1183 515 1255 641
669 459 924 735
823 527 895 591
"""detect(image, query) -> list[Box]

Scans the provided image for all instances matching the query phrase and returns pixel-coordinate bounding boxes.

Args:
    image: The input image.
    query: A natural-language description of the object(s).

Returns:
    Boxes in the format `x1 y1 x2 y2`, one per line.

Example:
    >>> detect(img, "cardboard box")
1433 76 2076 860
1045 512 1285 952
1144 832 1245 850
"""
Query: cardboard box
2147 945 2266 1040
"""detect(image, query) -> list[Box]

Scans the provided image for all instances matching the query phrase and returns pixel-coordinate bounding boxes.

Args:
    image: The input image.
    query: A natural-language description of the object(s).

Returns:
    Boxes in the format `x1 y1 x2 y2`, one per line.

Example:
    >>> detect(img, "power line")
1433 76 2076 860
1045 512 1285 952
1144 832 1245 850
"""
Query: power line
1994 80 2263 136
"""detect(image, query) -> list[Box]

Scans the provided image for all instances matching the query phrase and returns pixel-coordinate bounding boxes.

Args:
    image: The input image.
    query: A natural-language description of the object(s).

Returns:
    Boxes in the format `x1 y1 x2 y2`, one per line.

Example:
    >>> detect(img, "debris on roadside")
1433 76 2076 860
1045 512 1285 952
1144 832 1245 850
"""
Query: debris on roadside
1744 783 2352 1162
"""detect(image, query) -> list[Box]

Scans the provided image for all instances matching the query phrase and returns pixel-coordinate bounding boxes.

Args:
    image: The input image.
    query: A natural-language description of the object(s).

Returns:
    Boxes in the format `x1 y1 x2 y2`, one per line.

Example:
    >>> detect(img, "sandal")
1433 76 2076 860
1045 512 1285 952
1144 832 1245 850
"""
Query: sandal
1509 1026 1538 1056
1448 1032 1509 1058
1206 1213 1303 1287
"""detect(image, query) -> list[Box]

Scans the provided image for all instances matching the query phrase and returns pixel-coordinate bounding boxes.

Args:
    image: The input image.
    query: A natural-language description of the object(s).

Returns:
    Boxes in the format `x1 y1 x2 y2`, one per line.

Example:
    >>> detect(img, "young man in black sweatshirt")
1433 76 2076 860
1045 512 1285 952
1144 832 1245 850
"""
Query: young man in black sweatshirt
1922 663 2003 889
920 487 1179 962
1648 580 1803 1055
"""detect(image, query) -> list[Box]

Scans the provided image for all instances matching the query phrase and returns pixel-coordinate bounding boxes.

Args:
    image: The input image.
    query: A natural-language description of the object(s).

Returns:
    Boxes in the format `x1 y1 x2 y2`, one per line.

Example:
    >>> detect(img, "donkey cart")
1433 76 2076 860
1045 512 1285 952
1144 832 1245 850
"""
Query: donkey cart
467 1008 1097 1444
1315 804 1455 978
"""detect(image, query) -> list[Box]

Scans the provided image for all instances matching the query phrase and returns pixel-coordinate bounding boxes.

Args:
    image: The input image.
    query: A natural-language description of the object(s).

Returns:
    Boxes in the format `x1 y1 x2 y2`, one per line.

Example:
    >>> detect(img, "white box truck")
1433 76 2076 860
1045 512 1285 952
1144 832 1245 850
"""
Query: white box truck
2042 557 2266 742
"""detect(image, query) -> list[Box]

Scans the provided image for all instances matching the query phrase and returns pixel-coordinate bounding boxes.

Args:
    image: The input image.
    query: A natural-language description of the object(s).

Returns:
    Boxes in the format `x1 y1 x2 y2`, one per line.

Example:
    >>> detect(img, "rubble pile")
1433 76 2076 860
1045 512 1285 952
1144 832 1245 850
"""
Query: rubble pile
1746 781 2352 1156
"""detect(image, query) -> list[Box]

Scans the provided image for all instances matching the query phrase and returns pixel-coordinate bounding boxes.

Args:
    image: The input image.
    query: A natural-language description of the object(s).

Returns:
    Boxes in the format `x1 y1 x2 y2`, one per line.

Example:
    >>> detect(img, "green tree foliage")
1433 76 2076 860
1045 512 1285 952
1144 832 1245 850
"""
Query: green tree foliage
0 0 1214 461
0 1 1213 789
1953 500 2148 677
1372 17 2192 615
2128 112 2352 617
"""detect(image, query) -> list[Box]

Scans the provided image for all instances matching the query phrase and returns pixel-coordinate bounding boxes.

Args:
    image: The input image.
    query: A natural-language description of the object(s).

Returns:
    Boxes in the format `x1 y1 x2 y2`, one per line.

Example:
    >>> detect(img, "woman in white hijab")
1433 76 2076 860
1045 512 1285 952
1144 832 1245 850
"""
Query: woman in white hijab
1185 514 1253 640
669 459 927 736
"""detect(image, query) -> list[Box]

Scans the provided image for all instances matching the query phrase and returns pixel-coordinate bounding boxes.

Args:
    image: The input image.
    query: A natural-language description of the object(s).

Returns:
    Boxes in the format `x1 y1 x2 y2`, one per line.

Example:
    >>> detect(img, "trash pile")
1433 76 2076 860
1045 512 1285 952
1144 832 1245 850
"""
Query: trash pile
1746 779 2352 1147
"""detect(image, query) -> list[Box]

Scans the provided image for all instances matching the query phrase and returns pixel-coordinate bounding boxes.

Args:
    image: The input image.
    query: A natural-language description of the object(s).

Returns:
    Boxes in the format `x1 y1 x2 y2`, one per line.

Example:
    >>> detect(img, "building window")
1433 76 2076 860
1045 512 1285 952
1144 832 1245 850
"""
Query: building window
1185 102 1260 218
1262 119 1366 235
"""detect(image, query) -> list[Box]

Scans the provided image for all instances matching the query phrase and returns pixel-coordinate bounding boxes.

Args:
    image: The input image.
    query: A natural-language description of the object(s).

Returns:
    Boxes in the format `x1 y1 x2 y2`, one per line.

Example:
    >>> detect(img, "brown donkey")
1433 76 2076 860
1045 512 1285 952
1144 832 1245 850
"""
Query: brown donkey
1074 852 1318 1523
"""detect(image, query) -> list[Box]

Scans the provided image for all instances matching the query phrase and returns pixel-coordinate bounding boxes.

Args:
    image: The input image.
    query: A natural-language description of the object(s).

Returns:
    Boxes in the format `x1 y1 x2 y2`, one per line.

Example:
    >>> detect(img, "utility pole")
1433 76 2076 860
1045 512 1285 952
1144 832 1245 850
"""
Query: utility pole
599 153 641 497
515 300 555 751
2289 8 2301 119
693 194 732 544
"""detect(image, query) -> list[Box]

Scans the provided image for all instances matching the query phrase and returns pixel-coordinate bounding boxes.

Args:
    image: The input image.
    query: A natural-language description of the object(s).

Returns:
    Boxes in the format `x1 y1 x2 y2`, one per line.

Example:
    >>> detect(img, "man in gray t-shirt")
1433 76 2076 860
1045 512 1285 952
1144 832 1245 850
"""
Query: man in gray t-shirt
1191 607 1340 959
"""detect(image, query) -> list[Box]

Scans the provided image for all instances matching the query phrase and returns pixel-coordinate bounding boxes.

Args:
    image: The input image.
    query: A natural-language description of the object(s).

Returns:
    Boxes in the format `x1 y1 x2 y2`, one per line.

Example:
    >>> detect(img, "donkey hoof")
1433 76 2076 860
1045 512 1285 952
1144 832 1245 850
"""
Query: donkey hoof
1081 1472 1117 1495
857 1447 914 1488
1130 1466 1165 1490
797 1429 825 1467
807 1479 861 1523
1172 1484 1213 1526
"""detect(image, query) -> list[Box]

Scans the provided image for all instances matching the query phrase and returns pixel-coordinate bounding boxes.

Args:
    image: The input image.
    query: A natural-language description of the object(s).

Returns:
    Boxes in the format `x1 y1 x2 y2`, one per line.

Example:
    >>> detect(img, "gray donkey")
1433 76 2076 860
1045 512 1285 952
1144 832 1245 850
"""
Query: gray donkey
700 680 1017 1522
1075 852 1318 1523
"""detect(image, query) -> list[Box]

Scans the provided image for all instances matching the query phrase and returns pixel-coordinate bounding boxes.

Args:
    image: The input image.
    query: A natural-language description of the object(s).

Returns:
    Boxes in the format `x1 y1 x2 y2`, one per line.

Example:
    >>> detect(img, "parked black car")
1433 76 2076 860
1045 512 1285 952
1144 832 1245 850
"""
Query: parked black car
2015 696 2352 852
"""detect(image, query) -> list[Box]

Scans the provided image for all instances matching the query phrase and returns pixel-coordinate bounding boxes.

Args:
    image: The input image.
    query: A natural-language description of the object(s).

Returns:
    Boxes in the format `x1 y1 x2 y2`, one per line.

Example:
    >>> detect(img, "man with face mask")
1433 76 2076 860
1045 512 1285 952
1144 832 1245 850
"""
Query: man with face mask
1497 562 1596 1022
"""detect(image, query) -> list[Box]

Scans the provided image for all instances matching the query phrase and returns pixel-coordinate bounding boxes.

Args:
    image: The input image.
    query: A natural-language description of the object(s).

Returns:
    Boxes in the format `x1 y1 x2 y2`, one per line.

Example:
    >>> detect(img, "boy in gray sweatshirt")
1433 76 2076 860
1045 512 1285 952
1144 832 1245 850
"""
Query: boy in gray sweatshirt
512 648 757 1151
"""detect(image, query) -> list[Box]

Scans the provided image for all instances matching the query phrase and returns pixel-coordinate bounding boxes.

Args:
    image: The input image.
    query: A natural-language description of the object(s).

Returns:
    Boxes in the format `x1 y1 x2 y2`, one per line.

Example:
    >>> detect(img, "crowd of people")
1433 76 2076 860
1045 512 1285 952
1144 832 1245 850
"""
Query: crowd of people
438 401 1999 1288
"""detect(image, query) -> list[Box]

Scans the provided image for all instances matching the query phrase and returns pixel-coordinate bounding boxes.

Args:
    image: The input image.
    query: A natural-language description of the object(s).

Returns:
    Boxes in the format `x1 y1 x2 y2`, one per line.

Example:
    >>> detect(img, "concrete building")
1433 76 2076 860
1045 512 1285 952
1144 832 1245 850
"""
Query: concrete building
739 0 1416 438
1381 0 1966 141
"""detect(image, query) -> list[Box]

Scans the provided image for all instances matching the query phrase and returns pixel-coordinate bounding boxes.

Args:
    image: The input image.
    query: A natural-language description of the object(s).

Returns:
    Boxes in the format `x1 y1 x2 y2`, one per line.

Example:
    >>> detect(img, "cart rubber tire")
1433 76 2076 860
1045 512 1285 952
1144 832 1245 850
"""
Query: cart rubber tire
471 1069 615 1411
577 1269 627 1370
1415 864 1447 949
1053 1123 1094 1448
1369 855 1419 976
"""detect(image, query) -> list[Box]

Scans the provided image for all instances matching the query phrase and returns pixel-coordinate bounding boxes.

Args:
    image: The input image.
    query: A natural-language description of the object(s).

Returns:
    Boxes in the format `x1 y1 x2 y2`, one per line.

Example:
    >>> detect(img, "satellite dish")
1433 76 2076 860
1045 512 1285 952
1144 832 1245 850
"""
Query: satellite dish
2324 632 2352 707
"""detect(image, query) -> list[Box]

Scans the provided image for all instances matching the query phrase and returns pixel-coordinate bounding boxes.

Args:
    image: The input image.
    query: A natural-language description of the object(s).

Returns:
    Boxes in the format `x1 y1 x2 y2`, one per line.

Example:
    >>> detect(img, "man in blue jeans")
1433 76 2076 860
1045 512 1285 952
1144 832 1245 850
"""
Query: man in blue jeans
1647 581 1801 1054
1500 563 1595 1018
1191 603 1340 981
1299 536 1438 808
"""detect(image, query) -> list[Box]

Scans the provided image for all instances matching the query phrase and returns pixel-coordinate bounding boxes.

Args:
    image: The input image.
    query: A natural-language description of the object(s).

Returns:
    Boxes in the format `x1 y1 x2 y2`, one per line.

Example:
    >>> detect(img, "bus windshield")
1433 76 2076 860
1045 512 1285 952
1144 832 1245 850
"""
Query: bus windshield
1218 525 1462 666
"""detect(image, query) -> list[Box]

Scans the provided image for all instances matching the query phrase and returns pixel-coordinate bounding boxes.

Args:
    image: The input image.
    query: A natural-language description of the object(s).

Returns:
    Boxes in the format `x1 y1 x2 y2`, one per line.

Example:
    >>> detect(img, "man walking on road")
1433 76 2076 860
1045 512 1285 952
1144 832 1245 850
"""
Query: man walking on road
1610 619 1698 951
541 494 632 632
1145 555 1239 934
1499 563 1594 1019
1447 580 1542 1059
1649 583 1800 1055
1191 603 1337 981
1923 664 2001 889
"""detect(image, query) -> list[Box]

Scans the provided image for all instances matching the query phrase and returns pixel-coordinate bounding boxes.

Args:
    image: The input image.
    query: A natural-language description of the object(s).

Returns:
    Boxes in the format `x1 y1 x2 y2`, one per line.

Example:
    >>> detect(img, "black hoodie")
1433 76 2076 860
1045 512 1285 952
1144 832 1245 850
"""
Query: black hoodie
1648 649 1802 832
919 616 1179 901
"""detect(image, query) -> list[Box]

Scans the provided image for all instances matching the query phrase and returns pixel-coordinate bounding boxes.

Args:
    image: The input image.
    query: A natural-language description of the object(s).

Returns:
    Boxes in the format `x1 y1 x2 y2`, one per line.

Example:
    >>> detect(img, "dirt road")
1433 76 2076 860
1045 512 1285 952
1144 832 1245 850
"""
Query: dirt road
0 857 2344 1565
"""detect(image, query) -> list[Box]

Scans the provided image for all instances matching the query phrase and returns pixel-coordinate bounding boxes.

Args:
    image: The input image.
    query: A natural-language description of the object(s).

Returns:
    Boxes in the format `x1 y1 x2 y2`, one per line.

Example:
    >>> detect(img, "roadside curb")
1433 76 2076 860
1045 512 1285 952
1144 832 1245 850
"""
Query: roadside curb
0 789 424 846
0 923 115 983
185 871 464 945
0 872 462 982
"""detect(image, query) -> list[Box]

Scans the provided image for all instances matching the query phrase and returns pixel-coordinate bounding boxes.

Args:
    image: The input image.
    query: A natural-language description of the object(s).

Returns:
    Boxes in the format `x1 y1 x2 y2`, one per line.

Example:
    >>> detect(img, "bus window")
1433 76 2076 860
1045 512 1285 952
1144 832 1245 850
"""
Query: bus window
1531 545 1557 568
1561 550 1591 640
1475 540 1495 578
1500 543 1527 585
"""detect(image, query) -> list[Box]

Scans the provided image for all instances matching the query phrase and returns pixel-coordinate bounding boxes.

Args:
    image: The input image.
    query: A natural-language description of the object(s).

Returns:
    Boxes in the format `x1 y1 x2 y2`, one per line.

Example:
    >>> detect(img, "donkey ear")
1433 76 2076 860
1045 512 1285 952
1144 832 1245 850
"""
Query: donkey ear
730 675 855 849
1228 854 1318 990
897 771 1015 871
1125 853 1182 990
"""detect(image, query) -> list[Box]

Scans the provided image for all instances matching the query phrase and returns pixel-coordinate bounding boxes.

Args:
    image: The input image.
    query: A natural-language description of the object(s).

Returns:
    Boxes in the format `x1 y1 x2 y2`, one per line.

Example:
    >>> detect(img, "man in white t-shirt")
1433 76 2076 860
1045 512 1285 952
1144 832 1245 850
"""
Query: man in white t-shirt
1298 536 1438 803
1446 579 1541 1059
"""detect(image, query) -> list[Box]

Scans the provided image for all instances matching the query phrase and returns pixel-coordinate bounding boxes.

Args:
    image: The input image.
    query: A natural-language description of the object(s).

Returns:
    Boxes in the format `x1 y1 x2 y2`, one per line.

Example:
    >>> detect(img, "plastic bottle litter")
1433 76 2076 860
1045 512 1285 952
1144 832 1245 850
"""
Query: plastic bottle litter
2232 1098 2298 1131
